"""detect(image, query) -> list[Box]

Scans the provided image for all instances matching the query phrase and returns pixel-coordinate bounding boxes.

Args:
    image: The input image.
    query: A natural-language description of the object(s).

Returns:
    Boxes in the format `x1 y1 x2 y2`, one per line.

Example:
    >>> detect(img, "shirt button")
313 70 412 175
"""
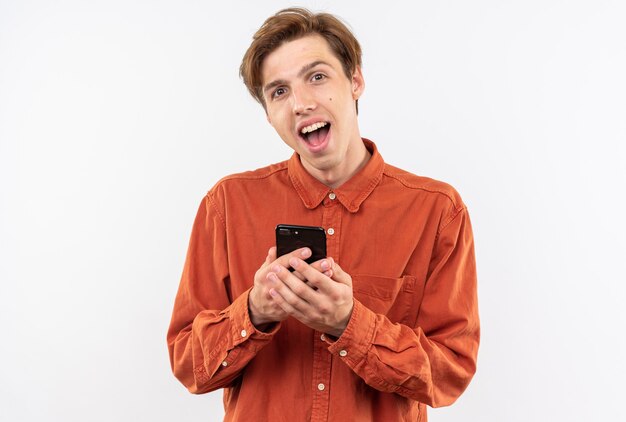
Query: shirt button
317 383 325 391
240 329 247 338
329 192 336 200
327 228 335 236
320 334 326 341
221 361 228 367
339 350 347 357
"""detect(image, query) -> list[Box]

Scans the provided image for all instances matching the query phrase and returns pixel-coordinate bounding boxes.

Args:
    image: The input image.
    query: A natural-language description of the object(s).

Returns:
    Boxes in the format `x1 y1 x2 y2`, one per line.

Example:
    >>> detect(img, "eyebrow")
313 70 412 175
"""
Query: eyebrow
262 60 331 96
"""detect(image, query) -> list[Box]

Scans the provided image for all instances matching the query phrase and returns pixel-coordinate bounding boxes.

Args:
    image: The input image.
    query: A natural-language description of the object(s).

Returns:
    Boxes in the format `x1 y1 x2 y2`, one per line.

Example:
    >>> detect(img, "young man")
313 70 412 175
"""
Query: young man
167 8 479 421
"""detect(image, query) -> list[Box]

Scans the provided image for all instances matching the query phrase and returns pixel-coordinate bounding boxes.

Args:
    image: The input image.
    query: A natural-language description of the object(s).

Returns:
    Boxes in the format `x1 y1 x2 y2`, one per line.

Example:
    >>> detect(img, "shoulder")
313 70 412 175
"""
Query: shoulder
215 160 289 186
381 163 465 210
205 160 289 204
381 163 469 233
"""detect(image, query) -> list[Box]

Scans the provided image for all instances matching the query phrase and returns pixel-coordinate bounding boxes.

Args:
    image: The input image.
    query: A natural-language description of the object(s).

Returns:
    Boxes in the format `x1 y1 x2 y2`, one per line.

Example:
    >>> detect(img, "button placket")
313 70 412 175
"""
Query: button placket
311 330 332 421
321 192 342 263
311 194 342 421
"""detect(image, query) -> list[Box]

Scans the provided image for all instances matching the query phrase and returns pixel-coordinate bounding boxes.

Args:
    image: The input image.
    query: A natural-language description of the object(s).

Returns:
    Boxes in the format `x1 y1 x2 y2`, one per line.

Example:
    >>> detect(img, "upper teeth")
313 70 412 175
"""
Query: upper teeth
301 122 327 134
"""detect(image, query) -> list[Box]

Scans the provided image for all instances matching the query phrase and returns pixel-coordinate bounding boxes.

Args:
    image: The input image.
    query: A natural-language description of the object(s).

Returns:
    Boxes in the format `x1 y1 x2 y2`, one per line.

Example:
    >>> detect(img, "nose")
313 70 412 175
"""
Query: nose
291 87 316 115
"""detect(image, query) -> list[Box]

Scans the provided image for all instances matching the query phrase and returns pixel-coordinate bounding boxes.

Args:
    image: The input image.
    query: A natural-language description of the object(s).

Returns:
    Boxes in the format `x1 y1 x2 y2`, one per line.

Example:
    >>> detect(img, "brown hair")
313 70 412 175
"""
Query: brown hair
240 7 362 108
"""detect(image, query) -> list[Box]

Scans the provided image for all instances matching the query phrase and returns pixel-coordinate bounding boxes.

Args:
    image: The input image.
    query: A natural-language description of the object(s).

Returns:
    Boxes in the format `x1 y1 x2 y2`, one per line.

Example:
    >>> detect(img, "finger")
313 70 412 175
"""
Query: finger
262 247 310 280
274 247 312 269
329 259 352 287
295 258 329 282
287 257 335 295
268 270 314 313
268 288 309 320
308 258 332 276
292 270 307 282
271 264 318 303
291 270 320 291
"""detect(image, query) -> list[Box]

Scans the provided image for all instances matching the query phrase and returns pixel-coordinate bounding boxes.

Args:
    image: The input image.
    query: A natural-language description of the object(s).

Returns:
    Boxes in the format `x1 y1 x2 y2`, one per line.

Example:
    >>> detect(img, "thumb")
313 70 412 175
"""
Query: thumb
264 246 277 266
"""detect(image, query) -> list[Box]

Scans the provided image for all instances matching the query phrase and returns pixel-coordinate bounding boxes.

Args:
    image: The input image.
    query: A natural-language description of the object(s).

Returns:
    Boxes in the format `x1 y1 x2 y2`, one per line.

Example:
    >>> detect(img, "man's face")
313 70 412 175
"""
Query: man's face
261 34 365 184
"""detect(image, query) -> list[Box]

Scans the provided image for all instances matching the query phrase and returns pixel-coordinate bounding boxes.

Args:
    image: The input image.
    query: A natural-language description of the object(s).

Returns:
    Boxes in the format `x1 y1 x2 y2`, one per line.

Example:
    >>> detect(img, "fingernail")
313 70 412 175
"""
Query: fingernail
272 265 281 273
324 270 332 277
289 257 299 268
267 273 277 282
269 289 277 297
301 248 311 258
320 260 329 270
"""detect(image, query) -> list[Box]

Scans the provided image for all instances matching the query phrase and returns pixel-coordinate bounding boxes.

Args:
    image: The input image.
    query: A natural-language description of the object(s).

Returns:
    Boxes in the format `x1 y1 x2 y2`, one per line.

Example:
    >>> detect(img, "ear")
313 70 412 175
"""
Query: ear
351 66 365 100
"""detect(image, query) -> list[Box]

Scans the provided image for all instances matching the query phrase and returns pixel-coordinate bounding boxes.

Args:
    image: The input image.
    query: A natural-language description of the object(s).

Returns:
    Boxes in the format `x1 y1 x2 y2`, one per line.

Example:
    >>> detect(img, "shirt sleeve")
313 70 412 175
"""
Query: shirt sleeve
167 194 280 394
326 206 479 407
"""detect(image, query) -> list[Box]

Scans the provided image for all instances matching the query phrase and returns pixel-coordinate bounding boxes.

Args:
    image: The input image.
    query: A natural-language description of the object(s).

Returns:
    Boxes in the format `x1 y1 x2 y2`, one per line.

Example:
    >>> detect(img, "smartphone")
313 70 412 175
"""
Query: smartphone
275 224 327 266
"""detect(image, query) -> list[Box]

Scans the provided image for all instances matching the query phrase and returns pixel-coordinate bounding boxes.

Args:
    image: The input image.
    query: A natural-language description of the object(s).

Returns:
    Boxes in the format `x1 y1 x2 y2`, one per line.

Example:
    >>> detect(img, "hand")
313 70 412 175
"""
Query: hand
267 255 354 337
248 246 313 330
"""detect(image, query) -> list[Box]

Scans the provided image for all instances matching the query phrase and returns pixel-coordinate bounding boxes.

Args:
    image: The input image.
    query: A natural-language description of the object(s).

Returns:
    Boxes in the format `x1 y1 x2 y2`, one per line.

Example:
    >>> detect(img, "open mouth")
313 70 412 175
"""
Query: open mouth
299 121 331 148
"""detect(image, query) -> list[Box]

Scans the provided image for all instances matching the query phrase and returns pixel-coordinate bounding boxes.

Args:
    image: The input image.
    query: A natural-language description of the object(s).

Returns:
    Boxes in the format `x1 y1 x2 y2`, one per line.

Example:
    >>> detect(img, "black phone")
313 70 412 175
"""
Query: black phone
275 224 327 266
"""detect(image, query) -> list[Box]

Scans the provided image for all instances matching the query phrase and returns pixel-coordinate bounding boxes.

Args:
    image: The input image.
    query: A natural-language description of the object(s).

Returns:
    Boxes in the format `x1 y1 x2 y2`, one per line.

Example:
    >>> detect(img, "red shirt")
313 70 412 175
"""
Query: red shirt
167 139 479 421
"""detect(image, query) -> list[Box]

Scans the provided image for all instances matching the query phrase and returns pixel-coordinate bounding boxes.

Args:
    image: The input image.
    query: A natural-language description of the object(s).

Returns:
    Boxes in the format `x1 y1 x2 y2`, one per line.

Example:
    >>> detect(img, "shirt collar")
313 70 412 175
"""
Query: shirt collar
287 138 384 213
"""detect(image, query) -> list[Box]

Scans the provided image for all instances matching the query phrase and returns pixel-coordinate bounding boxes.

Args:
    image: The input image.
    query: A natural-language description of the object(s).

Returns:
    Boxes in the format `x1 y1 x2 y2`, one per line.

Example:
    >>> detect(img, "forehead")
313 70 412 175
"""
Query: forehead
261 34 342 84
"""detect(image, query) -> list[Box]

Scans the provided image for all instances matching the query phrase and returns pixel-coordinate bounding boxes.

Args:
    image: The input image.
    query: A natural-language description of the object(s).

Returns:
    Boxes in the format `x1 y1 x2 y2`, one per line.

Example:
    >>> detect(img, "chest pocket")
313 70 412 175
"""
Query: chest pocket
352 274 424 325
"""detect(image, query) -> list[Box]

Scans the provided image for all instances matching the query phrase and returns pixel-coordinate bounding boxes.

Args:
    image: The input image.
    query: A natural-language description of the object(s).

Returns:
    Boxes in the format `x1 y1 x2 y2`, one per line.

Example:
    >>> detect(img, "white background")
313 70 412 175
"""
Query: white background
1 0 625 421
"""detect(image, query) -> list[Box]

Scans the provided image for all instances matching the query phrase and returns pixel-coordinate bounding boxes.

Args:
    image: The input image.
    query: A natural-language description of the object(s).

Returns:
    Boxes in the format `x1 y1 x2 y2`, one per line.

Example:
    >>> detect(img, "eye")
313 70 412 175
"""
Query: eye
311 73 326 82
272 87 287 99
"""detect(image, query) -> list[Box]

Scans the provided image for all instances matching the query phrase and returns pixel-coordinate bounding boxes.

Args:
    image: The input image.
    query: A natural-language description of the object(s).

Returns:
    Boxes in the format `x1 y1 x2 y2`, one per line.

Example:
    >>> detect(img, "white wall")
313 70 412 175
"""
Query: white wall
1 0 624 420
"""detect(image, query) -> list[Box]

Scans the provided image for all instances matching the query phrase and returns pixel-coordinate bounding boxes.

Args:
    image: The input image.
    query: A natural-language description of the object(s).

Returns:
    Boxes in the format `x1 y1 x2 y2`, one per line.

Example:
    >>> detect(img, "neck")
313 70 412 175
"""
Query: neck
303 138 371 189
